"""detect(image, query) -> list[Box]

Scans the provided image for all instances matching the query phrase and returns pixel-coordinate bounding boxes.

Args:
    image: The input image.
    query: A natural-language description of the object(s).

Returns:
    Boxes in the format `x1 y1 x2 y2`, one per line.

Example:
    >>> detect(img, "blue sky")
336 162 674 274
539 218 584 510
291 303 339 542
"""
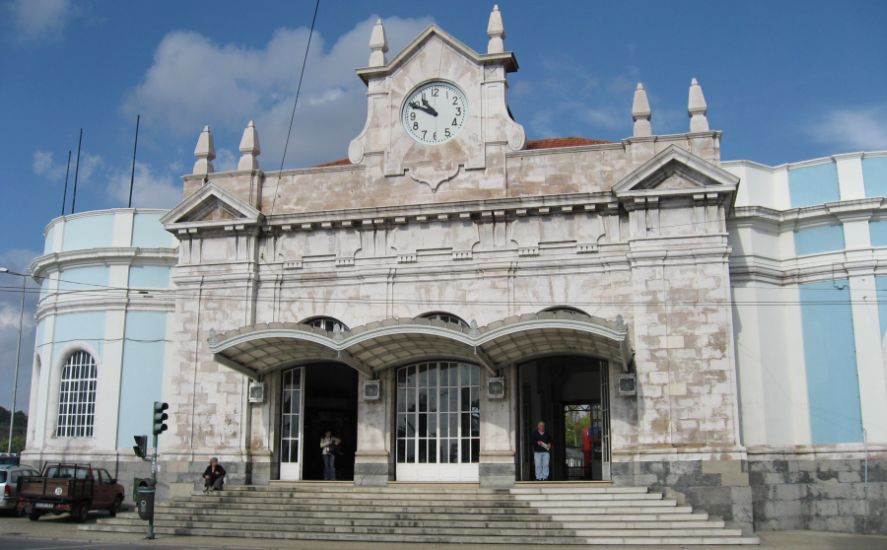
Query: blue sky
1 0 886 410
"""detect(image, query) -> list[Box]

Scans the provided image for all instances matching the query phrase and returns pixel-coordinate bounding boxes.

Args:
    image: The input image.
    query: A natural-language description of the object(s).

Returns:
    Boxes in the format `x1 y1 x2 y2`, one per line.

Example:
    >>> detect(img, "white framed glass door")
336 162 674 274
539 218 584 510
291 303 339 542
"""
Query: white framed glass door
396 361 480 481
279 367 304 481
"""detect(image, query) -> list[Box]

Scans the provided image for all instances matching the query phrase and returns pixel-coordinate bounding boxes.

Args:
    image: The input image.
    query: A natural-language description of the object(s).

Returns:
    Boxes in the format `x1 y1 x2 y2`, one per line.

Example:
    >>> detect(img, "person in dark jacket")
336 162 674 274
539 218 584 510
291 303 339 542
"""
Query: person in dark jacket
531 421 553 481
203 457 226 492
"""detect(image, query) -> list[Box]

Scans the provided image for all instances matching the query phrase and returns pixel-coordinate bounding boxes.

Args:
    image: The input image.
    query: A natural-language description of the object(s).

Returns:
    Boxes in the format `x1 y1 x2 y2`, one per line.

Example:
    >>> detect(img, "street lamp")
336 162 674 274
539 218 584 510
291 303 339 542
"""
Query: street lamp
0 267 25 455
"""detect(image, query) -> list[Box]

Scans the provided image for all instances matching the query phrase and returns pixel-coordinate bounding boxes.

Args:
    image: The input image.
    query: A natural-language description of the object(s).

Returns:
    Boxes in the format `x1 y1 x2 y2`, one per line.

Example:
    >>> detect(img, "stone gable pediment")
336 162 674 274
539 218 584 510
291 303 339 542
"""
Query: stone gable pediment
613 145 739 198
160 182 262 230
355 25 517 84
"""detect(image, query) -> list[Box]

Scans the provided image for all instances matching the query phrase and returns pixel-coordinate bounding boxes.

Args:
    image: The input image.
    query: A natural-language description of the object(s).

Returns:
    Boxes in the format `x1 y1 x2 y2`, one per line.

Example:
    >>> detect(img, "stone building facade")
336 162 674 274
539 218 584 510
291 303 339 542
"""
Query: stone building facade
23 6 887 536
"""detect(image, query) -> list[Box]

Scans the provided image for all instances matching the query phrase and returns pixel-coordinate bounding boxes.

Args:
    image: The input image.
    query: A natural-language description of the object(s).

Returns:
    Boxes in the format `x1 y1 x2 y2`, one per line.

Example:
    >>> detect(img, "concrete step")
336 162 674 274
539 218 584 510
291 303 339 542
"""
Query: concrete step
220 489 512 502
157 502 539 515
550 512 710 521
80 484 759 546
173 494 677 509
511 492 663 501
509 486 647 494
147 519 580 537
523 498 678 507
154 511 741 536
144 526 763 546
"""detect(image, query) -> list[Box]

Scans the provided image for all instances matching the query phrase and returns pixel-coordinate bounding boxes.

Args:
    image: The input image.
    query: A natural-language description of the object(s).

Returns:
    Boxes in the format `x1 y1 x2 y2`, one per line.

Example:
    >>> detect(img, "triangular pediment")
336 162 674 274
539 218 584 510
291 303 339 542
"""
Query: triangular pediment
160 182 262 230
355 24 517 84
613 145 739 197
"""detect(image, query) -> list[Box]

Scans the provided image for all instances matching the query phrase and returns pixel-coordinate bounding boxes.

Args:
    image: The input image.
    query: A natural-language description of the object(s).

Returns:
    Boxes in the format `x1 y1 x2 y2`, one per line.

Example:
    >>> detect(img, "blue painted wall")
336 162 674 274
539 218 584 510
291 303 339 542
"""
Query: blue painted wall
794 224 845 256
132 213 173 248
799 280 863 444
128 265 170 289
870 220 887 247
863 156 887 198
58 265 110 292
62 215 115 251
117 311 167 447
789 162 840 208
52 311 106 362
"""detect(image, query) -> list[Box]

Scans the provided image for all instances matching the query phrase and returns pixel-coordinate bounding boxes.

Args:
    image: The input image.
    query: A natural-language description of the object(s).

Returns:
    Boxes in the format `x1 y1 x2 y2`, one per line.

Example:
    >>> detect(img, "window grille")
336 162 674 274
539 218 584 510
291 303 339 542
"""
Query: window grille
56 350 97 438
396 361 480 464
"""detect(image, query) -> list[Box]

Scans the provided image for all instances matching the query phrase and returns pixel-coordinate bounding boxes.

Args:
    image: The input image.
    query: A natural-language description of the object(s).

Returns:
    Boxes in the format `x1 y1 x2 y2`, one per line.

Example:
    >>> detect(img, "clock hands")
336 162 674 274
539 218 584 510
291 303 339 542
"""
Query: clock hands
409 99 438 117
421 97 439 116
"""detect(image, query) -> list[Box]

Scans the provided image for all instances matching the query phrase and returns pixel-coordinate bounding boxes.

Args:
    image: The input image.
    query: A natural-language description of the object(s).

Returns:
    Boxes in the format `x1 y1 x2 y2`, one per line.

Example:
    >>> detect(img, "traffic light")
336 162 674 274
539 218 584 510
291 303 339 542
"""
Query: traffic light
133 435 148 459
152 401 169 436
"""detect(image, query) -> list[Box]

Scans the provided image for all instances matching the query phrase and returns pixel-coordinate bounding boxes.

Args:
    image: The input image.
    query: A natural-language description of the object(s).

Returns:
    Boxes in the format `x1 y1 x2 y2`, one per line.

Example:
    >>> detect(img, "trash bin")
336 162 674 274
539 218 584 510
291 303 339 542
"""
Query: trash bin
136 480 155 521
132 478 146 503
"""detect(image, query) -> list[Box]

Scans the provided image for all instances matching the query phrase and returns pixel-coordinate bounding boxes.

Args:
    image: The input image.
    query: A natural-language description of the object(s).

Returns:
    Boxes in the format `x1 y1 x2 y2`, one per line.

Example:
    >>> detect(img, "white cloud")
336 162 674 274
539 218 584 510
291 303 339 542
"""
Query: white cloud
0 249 42 410
123 15 433 167
107 162 182 209
0 302 34 331
8 0 73 42
32 149 103 186
512 53 638 140
807 104 887 152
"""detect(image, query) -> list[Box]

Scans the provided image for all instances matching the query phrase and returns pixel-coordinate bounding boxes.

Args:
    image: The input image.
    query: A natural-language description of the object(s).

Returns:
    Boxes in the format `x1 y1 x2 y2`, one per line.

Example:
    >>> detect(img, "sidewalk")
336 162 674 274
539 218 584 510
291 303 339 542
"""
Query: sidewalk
2 513 886 549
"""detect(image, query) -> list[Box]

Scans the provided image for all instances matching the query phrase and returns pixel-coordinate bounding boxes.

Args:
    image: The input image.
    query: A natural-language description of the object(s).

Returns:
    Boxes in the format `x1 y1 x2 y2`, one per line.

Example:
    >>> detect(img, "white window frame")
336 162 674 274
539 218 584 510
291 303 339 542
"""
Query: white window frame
396 361 480 481
55 350 98 438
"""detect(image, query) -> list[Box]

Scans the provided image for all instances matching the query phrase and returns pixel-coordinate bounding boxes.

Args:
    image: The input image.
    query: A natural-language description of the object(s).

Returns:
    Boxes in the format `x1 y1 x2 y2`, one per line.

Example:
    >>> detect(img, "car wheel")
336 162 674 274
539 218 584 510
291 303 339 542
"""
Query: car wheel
28 509 41 521
109 496 122 517
74 504 88 522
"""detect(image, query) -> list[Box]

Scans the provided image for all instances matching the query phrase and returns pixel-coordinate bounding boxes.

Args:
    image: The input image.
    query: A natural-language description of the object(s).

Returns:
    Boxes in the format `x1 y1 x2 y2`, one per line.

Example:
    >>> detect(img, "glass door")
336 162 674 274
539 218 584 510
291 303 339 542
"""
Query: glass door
600 362 611 480
395 361 480 481
279 368 304 481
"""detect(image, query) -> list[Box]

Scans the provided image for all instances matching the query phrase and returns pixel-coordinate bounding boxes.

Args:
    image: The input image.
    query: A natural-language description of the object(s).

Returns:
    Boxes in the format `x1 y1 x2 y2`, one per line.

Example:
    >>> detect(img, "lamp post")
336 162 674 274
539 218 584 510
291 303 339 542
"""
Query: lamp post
0 268 26 454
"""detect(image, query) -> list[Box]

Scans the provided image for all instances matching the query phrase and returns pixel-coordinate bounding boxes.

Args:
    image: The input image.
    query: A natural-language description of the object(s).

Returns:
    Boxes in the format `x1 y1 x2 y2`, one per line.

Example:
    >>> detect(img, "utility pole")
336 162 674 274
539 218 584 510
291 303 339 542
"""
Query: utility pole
6 275 25 454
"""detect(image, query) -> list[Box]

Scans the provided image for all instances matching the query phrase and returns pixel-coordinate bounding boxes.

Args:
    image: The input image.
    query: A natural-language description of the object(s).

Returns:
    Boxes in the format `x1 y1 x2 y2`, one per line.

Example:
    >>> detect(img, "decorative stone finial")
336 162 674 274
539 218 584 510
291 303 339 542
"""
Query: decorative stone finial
368 18 388 67
238 120 261 171
688 77 709 132
193 125 216 175
487 4 505 54
631 83 652 137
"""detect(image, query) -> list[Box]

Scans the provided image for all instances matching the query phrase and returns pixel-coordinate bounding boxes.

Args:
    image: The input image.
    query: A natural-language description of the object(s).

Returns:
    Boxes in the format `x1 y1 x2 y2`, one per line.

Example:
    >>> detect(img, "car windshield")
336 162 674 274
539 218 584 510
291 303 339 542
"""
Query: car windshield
46 466 90 479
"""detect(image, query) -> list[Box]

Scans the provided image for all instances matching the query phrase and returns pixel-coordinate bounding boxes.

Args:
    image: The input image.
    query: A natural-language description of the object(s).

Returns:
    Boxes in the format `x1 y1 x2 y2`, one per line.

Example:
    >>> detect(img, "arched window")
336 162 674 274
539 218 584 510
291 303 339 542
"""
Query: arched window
541 305 589 316
416 311 469 329
56 350 98 438
301 316 349 333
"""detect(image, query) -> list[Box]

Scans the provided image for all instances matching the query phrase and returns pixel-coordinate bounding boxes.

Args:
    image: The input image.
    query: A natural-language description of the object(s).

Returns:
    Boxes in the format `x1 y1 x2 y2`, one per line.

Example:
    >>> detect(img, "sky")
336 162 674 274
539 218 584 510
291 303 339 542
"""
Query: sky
0 0 886 412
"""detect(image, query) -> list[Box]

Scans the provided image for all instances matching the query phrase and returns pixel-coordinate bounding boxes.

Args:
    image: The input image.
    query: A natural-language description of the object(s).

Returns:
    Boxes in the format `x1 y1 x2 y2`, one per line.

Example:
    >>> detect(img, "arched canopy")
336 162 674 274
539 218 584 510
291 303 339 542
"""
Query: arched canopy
208 311 631 380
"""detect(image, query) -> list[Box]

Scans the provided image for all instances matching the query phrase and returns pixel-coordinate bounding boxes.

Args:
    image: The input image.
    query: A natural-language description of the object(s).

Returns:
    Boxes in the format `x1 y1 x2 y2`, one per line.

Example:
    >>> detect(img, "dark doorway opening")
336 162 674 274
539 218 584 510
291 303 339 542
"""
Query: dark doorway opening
302 363 358 481
517 356 610 481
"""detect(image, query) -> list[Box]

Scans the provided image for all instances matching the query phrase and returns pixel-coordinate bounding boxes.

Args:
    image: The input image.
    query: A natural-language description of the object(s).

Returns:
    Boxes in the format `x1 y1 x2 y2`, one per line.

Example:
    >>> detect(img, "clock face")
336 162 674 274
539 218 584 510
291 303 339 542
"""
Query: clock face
401 81 468 145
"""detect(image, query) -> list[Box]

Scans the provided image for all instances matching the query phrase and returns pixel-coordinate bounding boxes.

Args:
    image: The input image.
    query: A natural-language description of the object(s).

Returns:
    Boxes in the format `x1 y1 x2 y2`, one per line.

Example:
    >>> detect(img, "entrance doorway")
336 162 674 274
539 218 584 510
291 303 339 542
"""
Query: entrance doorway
517 356 610 481
278 363 358 481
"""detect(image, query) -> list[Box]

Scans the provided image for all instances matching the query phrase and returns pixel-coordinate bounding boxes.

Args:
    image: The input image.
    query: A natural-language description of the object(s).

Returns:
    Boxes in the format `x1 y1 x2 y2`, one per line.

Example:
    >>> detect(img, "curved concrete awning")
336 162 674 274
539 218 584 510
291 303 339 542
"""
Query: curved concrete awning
208 311 630 380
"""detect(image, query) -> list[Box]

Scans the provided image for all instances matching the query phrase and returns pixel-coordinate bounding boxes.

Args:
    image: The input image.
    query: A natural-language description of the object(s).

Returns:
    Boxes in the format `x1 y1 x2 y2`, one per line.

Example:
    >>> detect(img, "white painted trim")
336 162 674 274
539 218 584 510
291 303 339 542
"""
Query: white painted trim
848 273 887 442
396 463 479 482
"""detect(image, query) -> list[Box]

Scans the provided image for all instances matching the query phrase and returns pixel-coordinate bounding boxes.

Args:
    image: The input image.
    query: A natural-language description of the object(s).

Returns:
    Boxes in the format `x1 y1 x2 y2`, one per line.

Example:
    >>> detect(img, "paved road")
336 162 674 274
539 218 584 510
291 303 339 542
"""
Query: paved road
0 536 165 549
3 512 887 549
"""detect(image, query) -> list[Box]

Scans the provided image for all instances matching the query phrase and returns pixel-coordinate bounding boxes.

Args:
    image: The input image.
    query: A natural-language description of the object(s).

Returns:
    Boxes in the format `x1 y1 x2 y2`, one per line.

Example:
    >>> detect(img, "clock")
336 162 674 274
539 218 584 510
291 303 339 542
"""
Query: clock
401 81 468 145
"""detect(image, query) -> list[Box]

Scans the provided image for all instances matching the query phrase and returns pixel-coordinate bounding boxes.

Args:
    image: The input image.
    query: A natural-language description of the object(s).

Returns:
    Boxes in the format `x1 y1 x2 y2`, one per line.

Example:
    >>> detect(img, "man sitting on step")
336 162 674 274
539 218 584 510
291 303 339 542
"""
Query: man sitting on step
202 457 226 493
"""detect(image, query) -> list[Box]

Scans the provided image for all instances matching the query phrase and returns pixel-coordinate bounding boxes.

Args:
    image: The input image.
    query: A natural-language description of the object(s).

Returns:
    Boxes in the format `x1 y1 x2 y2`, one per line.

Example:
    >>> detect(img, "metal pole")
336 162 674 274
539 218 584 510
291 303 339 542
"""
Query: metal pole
148 432 157 539
72 129 83 214
7 276 25 454
61 150 71 217
128 115 140 208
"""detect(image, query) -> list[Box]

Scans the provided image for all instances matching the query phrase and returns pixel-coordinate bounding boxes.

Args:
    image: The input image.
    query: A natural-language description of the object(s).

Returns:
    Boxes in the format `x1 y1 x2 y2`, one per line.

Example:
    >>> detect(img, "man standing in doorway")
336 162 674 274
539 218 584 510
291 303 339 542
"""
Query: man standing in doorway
532 421 553 481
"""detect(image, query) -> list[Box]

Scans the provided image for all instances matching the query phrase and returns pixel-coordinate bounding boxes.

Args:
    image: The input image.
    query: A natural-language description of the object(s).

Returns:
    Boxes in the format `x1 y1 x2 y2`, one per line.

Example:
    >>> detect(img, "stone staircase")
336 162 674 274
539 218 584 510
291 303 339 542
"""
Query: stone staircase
81 483 759 545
